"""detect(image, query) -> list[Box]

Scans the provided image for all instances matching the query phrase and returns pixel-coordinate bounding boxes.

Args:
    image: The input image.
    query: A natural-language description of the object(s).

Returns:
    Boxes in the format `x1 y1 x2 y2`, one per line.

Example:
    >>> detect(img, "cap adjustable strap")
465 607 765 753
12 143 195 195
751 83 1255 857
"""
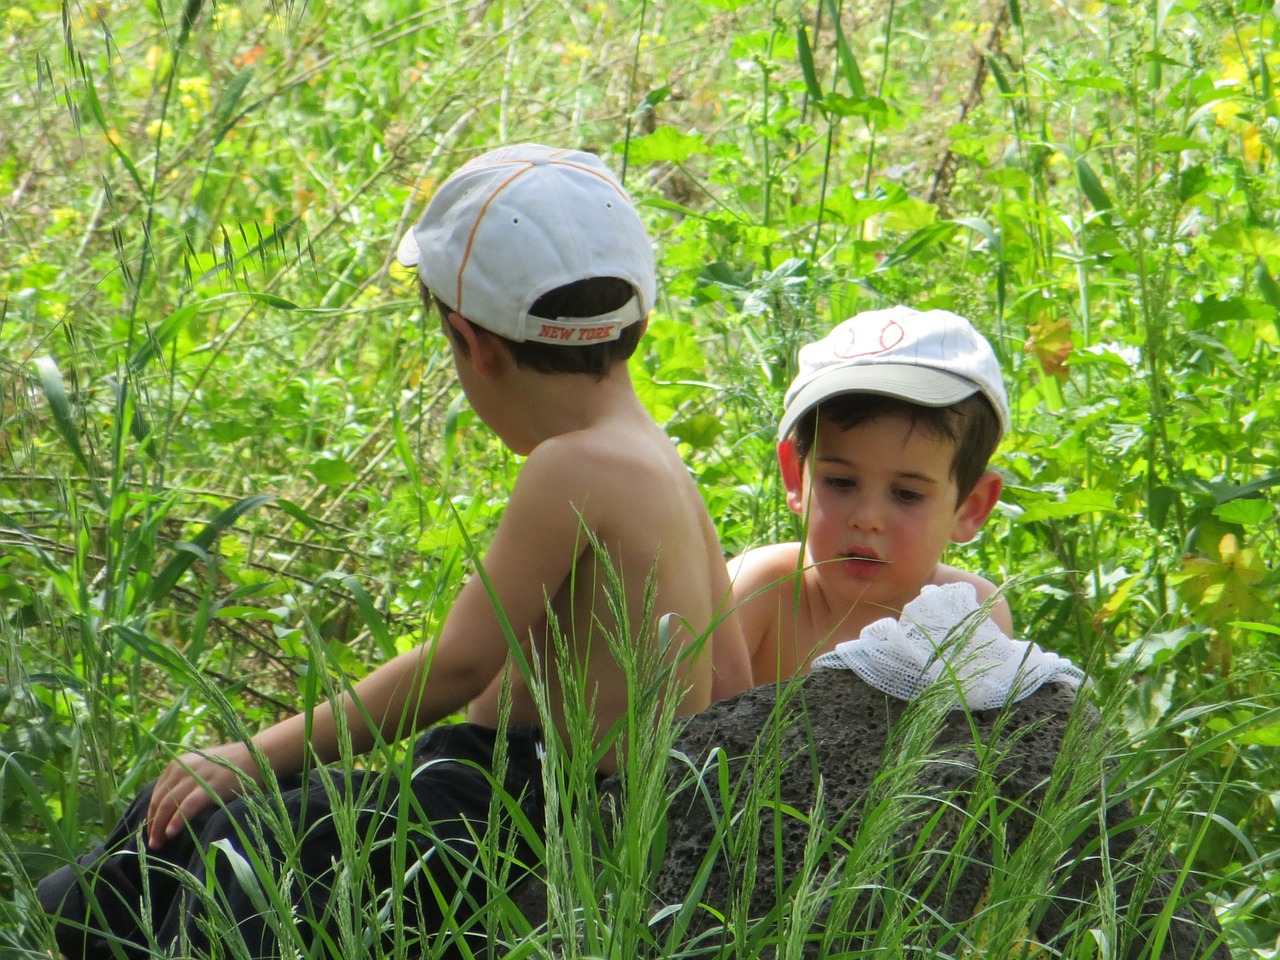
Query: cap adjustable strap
525 294 644 344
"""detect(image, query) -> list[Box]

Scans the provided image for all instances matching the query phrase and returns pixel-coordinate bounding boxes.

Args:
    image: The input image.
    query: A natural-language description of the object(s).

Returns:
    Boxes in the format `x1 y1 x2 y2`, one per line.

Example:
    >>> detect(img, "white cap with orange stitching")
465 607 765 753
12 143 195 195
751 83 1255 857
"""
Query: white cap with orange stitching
397 143 656 344
778 306 1011 442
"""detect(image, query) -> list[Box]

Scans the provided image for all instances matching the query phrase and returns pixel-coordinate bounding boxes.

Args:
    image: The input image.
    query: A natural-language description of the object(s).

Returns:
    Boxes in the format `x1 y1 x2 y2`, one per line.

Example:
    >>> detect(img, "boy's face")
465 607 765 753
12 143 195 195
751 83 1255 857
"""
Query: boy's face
779 412 995 617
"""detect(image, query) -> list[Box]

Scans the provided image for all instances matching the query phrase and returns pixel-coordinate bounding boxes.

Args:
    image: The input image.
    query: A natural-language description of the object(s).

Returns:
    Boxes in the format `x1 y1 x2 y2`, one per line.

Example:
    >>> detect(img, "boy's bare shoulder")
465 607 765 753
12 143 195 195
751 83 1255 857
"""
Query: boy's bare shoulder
517 420 688 513
729 542 806 596
512 419 717 577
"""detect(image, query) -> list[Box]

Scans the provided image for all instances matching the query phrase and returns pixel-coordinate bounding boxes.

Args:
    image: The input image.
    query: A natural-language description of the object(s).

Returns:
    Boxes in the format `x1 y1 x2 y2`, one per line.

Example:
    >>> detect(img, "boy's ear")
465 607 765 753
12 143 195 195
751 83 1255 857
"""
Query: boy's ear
446 312 505 377
777 438 807 516
951 470 1002 543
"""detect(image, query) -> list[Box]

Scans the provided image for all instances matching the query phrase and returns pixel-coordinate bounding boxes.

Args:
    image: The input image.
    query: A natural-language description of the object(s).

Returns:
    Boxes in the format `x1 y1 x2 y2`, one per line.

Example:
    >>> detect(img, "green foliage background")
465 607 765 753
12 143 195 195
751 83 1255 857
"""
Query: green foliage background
1 0 1278 954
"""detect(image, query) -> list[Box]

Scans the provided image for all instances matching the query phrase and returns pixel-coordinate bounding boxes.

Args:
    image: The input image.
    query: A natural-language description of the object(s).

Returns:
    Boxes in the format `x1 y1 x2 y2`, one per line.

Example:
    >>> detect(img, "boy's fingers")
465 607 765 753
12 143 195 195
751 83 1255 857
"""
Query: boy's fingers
146 766 194 847
172 784 213 838
146 793 174 848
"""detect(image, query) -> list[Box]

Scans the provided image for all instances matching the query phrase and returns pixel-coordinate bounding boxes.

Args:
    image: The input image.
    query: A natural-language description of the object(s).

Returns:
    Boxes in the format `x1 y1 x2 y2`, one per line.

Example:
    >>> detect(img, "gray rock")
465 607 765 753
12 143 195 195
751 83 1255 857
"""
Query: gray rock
514 670 1229 959
639 670 1229 959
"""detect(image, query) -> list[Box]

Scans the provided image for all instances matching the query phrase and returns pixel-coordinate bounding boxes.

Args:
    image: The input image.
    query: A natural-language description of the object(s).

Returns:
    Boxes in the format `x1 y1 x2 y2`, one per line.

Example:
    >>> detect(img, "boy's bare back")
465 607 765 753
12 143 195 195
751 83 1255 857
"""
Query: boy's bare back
466 399 734 772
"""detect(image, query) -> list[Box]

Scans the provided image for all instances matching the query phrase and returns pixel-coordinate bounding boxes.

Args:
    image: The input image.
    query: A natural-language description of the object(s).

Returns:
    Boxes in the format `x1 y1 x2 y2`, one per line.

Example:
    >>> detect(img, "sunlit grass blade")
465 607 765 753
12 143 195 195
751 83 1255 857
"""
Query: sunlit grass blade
146 494 275 604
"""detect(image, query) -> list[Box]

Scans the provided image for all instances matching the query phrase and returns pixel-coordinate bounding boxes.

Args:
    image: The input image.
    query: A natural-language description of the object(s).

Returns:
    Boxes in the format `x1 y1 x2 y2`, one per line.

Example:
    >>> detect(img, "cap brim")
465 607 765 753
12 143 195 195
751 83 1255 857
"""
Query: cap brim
777 365 981 442
396 229 420 267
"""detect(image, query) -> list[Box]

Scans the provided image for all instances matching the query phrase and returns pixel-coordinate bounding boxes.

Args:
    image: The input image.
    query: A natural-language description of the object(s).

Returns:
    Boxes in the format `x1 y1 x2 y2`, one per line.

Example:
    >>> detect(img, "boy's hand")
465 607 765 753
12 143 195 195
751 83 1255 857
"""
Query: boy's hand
146 741 260 848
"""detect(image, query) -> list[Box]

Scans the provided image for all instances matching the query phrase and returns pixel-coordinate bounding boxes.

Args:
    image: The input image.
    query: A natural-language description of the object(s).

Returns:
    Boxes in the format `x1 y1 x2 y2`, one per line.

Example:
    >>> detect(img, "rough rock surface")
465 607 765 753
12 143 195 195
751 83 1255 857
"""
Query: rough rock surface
515 670 1230 958
636 669 1229 958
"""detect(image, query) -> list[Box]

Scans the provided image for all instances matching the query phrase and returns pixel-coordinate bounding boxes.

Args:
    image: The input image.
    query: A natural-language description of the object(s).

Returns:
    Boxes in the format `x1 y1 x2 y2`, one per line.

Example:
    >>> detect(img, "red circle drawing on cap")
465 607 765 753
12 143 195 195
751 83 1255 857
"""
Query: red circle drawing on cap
834 317 905 358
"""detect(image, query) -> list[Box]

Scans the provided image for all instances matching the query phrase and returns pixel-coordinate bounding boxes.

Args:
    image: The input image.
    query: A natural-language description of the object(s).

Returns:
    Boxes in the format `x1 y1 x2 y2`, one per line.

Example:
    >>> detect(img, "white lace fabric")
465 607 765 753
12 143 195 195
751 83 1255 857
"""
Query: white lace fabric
810 583 1086 710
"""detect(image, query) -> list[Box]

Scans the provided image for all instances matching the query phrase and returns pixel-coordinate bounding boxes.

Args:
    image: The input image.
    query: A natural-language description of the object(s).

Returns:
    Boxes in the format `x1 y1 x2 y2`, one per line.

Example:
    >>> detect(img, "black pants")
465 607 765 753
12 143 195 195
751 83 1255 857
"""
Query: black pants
38 723 546 959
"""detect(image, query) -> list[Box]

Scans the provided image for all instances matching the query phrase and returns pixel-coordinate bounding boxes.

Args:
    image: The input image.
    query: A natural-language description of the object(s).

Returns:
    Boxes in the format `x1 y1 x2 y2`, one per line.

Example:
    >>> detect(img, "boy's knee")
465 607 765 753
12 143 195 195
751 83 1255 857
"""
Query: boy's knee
36 860 84 916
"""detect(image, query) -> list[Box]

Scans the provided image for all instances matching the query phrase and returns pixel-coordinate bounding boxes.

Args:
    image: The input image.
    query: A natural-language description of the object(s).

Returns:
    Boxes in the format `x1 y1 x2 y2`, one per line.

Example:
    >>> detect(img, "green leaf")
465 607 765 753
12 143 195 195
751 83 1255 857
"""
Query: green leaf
1210 223 1280 257
209 839 272 915
78 64 144 191
668 414 724 451
1254 260 1280 340
623 127 708 164
1075 157 1113 212
309 456 359 486
212 66 254 144
1148 485 1180 532
1151 135 1204 152
642 197 708 220
33 357 99 497
826 0 866 99
129 302 202 373
130 293 298 373
822 93 888 120
1212 499 1274 526
316 572 395 658
950 217 1001 252
796 24 823 103
147 495 275 604
641 85 671 109
1260 29 1275 116
1110 627 1198 670
1016 489 1120 523
1231 621 1280 637
272 498 323 532
877 221 955 270
246 292 298 310
1220 721 1280 747
985 54 1012 95
984 168 1031 190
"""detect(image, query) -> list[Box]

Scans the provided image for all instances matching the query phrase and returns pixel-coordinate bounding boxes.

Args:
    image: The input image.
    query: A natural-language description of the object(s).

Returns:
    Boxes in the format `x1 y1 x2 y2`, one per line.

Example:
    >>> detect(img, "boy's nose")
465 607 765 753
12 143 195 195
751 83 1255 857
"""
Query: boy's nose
846 496 884 533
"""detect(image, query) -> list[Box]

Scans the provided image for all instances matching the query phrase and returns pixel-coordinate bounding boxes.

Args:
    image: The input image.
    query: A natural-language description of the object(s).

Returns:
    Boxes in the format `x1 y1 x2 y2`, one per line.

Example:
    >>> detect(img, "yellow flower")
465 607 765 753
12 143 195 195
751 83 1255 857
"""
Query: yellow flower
214 7 242 30
178 76 212 123
6 7 36 31
1242 123 1266 163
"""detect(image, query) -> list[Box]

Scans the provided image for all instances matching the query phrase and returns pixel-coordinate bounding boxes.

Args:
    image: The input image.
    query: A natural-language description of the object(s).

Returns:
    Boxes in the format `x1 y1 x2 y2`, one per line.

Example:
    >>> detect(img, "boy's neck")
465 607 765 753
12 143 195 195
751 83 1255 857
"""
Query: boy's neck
484 363 646 455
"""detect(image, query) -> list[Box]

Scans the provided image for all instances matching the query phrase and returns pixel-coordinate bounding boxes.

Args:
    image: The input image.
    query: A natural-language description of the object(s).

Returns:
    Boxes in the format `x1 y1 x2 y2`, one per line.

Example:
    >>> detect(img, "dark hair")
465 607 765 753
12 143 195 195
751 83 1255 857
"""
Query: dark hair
790 392 1001 504
423 277 644 378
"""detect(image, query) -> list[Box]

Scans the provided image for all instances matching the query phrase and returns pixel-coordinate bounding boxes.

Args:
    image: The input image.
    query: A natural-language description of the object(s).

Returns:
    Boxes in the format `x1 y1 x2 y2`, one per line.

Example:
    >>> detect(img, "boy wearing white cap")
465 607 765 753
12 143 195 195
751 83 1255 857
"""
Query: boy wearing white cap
730 306 1013 684
40 144 750 959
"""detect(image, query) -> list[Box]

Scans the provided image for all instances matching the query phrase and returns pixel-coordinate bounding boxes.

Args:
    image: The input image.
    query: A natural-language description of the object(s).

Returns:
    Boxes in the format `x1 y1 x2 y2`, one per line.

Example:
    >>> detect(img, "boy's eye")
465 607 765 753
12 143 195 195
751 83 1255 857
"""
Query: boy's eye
823 476 855 490
894 487 926 503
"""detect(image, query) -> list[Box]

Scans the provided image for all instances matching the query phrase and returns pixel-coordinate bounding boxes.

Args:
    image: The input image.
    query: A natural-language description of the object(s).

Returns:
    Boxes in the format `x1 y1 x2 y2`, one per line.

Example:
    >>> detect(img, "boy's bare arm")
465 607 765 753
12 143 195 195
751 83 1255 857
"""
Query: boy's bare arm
147 441 597 846
727 544 800 686
708 548 753 700
934 564 1014 635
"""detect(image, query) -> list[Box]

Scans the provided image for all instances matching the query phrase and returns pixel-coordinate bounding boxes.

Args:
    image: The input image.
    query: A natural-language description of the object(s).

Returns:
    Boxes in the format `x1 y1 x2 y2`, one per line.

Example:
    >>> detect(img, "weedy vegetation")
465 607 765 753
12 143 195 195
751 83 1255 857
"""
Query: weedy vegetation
1 0 1278 956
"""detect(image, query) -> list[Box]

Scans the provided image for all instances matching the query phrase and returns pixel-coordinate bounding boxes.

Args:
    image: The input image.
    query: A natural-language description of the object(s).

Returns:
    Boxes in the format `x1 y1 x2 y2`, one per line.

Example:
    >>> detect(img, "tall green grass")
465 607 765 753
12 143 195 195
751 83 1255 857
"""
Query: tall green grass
3 0 1278 954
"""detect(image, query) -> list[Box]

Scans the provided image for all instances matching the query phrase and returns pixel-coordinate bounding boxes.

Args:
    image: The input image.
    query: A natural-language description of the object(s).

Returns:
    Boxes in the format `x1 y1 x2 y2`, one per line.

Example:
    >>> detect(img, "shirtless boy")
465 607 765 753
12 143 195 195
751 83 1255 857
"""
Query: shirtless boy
40 143 750 959
730 306 1012 684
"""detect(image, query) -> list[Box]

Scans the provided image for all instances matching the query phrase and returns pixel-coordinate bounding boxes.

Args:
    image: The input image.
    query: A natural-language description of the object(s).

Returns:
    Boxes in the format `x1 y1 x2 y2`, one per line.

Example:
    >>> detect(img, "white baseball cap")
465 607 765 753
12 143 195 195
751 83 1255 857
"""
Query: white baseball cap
396 143 656 344
778 306 1010 442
